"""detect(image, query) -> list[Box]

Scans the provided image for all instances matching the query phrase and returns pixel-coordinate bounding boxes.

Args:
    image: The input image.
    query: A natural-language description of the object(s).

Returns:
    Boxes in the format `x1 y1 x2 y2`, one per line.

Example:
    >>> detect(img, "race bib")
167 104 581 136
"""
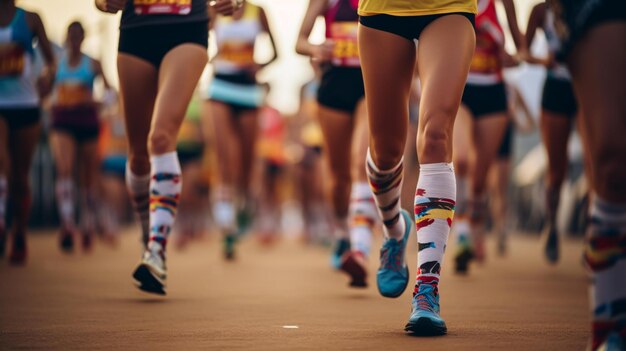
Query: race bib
218 42 255 67
0 43 25 77
469 34 500 75
330 22 359 67
56 83 93 107
134 0 191 15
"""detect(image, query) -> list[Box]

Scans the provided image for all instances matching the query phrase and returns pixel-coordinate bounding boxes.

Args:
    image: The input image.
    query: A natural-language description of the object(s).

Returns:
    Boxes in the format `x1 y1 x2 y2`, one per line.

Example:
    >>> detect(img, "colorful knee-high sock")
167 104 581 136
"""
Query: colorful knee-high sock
0 176 7 229
414 163 456 295
148 152 182 252
584 196 626 350
366 150 405 240
349 182 378 257
55 178 75 228
126 164 150 246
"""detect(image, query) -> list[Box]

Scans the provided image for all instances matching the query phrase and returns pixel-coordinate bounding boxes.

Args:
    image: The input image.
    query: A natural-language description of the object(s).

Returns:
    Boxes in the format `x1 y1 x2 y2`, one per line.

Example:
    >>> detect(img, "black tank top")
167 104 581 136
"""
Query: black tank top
121 0 208 29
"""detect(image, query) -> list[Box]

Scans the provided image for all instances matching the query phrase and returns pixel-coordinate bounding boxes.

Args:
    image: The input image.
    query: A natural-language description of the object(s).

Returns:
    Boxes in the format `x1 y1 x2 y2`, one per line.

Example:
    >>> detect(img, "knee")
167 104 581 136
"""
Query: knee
148 129 176 156
594 147 626 197
418 108 455 160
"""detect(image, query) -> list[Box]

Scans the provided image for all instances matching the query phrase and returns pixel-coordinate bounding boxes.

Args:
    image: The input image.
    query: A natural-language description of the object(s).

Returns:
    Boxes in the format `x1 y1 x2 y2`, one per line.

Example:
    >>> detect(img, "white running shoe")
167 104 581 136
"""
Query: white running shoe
132 244 167 295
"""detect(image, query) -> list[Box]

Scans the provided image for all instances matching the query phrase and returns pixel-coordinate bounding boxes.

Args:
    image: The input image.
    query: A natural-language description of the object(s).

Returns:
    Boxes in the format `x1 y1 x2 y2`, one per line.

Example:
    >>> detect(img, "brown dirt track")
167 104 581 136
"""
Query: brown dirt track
0 229 589 350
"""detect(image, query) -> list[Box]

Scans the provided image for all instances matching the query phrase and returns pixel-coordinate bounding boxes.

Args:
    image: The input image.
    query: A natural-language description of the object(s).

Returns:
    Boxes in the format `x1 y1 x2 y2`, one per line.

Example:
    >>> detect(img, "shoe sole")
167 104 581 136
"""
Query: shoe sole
133 264 166 295
377 209 412 298
340 254 367 288
405 318 447 336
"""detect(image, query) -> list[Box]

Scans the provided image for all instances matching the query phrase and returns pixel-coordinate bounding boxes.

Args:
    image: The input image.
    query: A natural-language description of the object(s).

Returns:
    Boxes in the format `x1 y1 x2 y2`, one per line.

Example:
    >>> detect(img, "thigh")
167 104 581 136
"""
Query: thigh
235 108 259 150
50 131 77 177
358 23 416 167
117 53 158 169
152 44 208 149
317 105 354 179
9 123 41 179
78 140 100 188
417 15 476 163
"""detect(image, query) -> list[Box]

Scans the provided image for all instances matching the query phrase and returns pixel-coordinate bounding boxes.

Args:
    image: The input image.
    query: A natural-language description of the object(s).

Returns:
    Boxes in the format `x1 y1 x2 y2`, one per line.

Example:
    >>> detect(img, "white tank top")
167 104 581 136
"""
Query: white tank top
0 8 38 108
213 4 261 75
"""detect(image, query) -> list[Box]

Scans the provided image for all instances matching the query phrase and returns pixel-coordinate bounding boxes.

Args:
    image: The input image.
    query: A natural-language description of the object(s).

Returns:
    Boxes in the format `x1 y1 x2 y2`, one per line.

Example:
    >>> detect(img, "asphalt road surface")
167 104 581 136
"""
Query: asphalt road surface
0 229 589 350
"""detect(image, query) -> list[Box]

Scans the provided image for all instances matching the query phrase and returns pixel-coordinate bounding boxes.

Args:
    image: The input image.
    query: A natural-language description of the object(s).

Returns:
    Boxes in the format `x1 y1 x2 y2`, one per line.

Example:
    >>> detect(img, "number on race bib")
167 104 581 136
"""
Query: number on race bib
134 0 192 15
0 44 25 77
330 22 359 67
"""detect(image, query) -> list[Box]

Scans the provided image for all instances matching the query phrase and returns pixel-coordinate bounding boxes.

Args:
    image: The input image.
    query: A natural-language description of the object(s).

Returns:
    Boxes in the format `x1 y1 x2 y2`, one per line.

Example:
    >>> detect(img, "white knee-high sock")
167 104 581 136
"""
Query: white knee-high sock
126 164 151 246
55 178 75 228
349 182 378 257
366 150 405 240
148 152 182 251
414 163 456 295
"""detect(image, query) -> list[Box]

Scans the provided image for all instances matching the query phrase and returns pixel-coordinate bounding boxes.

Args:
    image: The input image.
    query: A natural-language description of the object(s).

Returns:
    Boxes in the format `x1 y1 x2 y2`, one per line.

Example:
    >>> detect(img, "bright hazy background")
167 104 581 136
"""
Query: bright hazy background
19 0 544 114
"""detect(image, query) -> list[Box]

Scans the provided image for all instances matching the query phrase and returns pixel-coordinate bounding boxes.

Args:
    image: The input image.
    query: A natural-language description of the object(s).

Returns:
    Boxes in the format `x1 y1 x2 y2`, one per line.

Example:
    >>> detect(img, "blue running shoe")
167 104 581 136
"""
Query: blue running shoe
331 238 351 269
405 284 447 336
376 209 411 298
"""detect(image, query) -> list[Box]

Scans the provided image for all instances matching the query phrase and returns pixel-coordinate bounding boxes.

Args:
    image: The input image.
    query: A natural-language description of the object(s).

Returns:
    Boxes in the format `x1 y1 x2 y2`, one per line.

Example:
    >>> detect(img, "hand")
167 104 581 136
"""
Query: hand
36 65 55 99
210 0 241 16
96 0 127 14
311 41 334 63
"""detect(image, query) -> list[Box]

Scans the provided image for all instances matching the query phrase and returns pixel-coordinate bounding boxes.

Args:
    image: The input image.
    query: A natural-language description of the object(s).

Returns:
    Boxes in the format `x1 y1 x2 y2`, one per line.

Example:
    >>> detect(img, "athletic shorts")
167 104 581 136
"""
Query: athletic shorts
177 144 204 165
0 107 40 129
554 0 626 60
207 73 264 112
51 105 100 143
101 154 127 178
359 12 475 41
541 75 578 118
317 66 365 113
461 82 508 118
497 121 514 160
119 20 209 68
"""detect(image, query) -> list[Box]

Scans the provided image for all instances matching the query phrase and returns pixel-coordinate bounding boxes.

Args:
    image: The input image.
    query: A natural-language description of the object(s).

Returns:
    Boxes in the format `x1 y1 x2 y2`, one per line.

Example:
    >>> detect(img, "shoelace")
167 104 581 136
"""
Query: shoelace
380 240 403 271
415 286 437 313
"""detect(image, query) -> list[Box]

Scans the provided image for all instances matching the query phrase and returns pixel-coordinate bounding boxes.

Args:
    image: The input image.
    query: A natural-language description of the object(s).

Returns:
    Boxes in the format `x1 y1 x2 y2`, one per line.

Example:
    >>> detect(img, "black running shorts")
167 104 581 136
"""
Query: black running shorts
317 66 365 113
461 82 508 118
541 75 578 118
359 12 475 41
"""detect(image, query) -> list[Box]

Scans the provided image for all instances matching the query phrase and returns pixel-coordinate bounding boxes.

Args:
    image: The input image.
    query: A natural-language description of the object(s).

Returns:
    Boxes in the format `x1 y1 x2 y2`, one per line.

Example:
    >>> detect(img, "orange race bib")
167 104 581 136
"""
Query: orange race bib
330 22 359 67
134 0 191 15
56 83 93 107
0 43 25 77
218 42 255 67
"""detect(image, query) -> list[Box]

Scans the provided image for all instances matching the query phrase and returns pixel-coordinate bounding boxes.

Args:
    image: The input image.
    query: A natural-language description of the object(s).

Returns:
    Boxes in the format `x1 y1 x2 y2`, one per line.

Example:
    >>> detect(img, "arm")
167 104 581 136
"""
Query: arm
93 59 111 90
259 7 278 68
95 0 127 13
27 12 56 98
295 0 332 62
500 0 526 52
523 3 551 66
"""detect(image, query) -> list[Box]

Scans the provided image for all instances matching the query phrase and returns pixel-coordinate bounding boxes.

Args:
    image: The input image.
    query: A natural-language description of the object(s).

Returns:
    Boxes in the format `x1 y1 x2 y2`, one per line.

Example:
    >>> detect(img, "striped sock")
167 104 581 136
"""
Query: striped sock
349 182 377 257
366 150 405 240
414 163 456 295
126 164 151 246
55 178 75 228
148 152 182 251
584 196 626 350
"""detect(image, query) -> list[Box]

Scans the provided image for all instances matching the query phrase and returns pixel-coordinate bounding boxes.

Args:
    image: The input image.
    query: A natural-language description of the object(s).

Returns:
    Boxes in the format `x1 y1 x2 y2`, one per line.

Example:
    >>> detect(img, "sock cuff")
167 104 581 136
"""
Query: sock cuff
366 148 404 175
150 151 181 174
419 162 454 175
351 182 373 199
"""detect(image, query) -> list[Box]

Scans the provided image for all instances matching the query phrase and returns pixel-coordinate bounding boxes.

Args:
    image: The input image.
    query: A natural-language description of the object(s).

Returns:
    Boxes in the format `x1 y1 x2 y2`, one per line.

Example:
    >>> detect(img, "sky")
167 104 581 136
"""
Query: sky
18 0 543 114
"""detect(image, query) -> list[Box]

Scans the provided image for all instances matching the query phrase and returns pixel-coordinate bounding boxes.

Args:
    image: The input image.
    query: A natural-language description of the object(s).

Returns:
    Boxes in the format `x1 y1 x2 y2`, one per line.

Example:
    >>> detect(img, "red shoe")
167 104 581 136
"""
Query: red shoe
340 251 368 288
